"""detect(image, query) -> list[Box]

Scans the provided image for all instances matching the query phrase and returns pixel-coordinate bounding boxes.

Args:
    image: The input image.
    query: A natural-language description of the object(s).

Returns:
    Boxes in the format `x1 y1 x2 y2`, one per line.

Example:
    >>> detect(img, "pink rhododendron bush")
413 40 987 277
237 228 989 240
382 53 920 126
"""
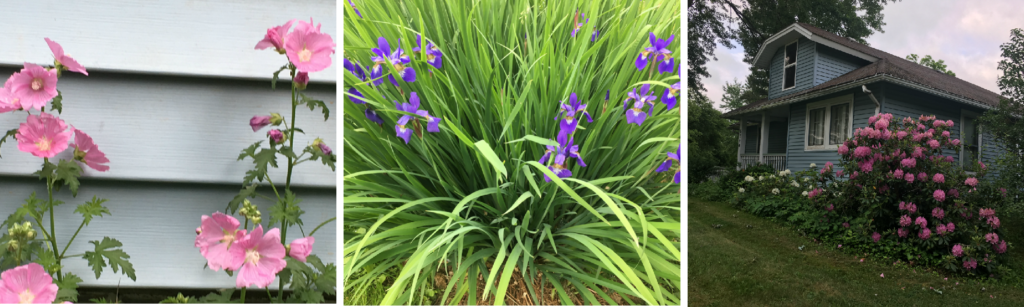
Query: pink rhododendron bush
735 113 1011 277
0 39 132 304
188 18 337 304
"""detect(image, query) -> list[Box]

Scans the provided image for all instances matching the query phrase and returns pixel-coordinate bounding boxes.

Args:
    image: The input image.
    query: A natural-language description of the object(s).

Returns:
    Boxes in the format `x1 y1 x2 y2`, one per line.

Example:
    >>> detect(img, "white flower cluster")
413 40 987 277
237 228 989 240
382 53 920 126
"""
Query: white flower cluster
810 163 817 168
745 176 755 182
791 181 800 188
738 188 745 193
772 188 780 195
758 176 765 181
803 177 810 182
802 191 809 196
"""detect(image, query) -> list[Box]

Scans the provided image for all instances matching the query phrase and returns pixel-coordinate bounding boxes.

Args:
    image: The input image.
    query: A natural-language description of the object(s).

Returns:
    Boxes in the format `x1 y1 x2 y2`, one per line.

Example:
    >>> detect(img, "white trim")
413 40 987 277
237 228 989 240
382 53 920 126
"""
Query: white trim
960 109 983 167
752 24 878 69
803 94 854 151
782 40 799 91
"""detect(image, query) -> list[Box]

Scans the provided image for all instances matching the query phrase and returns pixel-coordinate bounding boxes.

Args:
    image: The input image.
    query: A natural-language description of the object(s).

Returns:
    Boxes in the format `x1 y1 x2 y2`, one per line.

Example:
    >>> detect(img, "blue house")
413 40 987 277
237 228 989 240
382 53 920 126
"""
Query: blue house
722 23 1005 174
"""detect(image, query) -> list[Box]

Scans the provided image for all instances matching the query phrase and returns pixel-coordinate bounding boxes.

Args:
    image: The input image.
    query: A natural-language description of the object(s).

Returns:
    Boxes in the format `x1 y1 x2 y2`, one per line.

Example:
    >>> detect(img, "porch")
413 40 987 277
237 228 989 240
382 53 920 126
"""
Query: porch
735 109 789 171
739 153 787 171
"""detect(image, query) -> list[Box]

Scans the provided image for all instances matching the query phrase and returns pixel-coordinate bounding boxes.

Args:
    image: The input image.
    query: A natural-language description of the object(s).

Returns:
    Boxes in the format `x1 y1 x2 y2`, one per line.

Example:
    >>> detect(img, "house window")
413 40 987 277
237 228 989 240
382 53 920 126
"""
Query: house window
783 41 798 90
961 111 982 171
804 94 854 151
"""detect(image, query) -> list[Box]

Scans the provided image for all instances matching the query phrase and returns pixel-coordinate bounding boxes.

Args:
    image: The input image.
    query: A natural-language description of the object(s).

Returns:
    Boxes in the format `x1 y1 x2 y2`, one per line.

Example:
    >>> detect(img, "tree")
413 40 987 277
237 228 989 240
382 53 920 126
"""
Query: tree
980 28 1024 205
906 54 956 76
688 0 735 93
719 78 749 111
689 89 738 183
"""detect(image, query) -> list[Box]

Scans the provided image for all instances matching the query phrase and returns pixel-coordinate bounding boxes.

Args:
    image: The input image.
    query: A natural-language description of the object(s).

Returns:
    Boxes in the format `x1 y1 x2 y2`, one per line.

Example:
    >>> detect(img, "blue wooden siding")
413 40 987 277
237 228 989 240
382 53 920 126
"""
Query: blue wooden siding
768 37 816 99
786 87 877 172
880 84 963 162
813 45 868 86
981 133 1007 178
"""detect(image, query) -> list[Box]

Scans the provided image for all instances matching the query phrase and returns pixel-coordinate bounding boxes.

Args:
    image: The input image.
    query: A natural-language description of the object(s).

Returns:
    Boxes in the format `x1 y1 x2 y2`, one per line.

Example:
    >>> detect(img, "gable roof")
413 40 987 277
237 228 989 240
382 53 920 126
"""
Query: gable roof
724 23 1002 118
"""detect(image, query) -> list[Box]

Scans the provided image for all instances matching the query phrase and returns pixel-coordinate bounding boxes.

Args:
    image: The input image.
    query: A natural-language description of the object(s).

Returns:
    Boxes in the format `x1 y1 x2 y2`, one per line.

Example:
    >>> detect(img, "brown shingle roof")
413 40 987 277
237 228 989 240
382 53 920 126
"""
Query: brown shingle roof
723 23 1002 117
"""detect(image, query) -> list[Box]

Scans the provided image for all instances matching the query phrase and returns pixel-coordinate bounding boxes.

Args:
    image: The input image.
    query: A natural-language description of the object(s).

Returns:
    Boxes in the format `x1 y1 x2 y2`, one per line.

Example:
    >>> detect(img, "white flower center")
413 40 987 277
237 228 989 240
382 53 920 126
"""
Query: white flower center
19 289 35 304
35 136 52 152
245 248 261 265
220 230 235 244
299 48 313 63
31 78 43 91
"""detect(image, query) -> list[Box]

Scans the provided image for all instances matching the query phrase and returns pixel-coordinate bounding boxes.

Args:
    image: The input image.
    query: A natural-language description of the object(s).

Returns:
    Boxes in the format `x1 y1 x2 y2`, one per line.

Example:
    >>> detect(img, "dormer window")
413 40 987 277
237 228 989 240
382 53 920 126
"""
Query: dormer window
783 41 798 90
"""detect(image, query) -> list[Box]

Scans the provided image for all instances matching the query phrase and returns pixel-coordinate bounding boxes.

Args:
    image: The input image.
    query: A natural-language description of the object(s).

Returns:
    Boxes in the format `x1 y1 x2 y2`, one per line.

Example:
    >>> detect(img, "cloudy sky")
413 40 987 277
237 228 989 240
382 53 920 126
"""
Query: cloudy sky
704 0 1024 111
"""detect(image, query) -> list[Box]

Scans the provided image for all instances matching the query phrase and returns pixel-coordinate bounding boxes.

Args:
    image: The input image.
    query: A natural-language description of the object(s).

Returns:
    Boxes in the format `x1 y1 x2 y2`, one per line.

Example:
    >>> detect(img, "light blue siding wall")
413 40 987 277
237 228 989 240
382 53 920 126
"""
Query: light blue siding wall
786 86 878 172
813 45 868 85
982 128 1007 178
768 37 816 99
0 0 337 290
881 85 963 162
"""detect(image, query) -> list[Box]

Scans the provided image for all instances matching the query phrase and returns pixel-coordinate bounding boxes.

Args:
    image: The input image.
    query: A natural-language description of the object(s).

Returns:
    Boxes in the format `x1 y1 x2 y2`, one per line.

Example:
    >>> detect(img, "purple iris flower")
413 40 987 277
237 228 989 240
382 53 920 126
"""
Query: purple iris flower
591 28 599 42
538 133 587 182
571 13 589 37
606 90 610 101
636 33 674 73
556 93 592 140
623 84 658 126
348 0 362 18
365 108 384 125
343 58 367 81
655 145 681 184
394 92 438 143
662 63 682 110
372 37 416 86
347 87 367 104
413 34 443 69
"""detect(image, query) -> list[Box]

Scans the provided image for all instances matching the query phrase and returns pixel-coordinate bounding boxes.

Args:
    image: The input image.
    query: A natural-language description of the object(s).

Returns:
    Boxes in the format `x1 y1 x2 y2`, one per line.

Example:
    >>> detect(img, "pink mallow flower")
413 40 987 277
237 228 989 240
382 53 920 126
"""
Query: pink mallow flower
195 212 247 271
0 263 58 304
250 115 271 132
268 129 285 144
932 207 945 220
965 177 979 187
288 236 315 262
255 19 296 53
933 189 946 202
45 38 88 76
294 72 309 89
71 128 110 171
932 173 945 183
285 19 336 73
231 225 287 288
9 63 58 111
953 244 964 257
16 113 71 158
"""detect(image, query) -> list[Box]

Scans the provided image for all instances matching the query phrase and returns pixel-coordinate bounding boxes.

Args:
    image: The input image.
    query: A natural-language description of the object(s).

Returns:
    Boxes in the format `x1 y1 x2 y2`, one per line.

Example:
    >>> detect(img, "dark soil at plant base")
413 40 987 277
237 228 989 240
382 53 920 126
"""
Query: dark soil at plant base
688 198 1024 306
431 263 642 305
75 287 335 303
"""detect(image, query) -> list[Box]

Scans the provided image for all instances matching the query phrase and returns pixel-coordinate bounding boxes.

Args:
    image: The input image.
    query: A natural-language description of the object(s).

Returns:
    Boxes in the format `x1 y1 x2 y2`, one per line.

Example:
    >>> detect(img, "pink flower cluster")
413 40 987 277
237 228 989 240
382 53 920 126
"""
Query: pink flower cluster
256 18 336 73
0 263 58 304
1 39 110 171
195 212 315 288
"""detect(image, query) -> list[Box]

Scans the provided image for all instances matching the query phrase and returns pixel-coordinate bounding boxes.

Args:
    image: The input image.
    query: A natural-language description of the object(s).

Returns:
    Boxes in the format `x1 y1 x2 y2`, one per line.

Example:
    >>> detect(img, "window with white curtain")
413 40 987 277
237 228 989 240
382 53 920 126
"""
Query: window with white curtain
805 94 854 151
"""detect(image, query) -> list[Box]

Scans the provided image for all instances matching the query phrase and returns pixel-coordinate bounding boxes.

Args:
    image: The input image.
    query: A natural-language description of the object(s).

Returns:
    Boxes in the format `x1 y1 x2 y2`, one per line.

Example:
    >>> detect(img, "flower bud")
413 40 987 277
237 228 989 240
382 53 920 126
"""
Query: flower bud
195 227 202 235
269 113 284 126
295 72 309 90
250 115 271 132
6 240 18 252
25 230 35 240
268 129 286 144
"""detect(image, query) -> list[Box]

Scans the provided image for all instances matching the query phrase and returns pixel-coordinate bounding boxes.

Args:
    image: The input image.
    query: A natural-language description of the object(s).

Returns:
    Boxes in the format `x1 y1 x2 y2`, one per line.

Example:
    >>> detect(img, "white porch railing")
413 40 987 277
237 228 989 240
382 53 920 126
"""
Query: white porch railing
739 154 787 171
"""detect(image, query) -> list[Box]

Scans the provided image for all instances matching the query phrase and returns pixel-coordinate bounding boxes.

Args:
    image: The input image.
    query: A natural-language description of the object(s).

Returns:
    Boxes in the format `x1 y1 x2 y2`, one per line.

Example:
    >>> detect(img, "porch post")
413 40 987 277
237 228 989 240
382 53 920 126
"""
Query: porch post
760 112 769 166
737 118 746 170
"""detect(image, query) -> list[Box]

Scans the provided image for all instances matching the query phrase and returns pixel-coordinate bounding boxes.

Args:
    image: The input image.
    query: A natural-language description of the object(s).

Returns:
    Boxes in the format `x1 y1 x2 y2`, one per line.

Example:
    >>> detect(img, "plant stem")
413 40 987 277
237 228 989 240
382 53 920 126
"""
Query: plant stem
59 219 87 259
240 288 246 303
278 70 299 300
44 158 62 282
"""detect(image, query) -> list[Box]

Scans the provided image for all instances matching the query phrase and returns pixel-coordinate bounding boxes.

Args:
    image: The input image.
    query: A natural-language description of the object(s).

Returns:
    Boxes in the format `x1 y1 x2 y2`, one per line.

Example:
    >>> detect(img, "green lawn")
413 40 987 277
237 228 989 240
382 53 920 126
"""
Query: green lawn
688 198 1024 306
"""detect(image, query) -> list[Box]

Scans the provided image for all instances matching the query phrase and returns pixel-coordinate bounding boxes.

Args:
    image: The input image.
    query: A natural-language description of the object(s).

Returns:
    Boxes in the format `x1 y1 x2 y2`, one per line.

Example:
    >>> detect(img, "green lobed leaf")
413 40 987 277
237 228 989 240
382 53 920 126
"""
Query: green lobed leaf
269 190 304 228
0 128 17 158
300 93 331 121
55 273 83 302
81 237 137 281
55 159 83 197
74 197 110 226
50 90 63 114
227 184 257 214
